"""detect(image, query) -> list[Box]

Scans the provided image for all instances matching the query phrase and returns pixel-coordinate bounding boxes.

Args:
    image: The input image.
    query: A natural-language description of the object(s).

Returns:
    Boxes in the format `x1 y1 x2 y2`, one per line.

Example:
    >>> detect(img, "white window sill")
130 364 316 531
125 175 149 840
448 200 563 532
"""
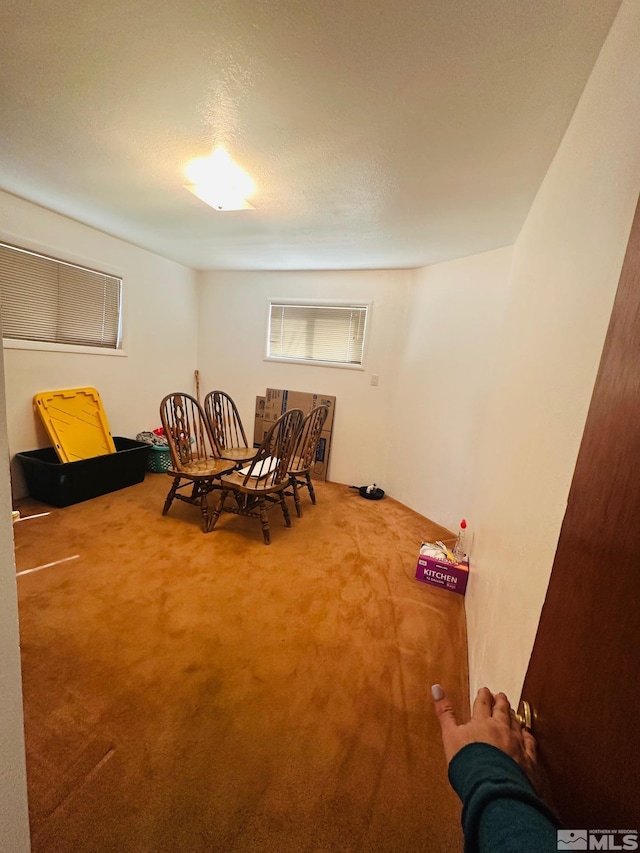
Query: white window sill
3 338 127 357
264 356 364 370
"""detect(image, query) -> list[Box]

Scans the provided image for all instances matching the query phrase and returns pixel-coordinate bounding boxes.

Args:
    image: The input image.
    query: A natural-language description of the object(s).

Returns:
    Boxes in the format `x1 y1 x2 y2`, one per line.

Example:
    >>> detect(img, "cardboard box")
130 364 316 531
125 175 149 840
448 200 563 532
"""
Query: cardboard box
307 428 332 481
253 396 266 446
261 388 336 481
414 552 469 595
264 389 336 430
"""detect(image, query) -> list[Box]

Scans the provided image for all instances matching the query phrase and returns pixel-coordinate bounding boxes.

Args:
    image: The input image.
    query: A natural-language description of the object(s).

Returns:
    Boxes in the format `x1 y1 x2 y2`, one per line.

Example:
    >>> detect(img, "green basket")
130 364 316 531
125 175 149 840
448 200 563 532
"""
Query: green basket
147 445 172 473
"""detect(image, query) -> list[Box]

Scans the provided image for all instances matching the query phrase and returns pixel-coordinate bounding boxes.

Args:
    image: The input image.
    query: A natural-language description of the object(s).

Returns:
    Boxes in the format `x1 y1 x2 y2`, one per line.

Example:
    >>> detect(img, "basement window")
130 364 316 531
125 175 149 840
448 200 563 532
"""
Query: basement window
267 301 368 368
0 242 123 352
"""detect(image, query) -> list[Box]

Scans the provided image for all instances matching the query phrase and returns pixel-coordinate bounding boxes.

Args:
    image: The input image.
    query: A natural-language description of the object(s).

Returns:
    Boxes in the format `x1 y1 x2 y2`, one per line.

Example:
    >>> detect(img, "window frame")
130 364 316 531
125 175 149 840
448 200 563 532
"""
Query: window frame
264 298 370 370
0 238 127 357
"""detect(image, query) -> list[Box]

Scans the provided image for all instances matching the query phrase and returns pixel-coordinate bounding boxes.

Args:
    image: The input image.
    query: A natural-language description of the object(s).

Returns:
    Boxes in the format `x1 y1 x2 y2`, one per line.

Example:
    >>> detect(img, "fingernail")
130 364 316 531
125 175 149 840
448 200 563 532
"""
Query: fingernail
431 684 444 701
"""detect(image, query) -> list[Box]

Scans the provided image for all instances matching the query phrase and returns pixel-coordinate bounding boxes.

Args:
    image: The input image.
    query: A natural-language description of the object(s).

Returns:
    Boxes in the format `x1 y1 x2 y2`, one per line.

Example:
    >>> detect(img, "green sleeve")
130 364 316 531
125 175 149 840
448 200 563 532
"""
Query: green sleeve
448 742 560 853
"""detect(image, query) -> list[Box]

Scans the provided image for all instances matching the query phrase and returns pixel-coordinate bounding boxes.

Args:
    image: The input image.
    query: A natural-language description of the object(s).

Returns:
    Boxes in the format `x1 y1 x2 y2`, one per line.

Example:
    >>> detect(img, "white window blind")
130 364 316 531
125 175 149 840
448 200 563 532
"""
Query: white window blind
0 242 122 349
268 302 367 366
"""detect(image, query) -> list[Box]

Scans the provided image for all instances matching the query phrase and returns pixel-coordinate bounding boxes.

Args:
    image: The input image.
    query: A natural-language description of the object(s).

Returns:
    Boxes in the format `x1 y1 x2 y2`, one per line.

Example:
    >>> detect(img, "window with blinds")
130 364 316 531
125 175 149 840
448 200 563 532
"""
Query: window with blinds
0 242 122 349
268 302 368 366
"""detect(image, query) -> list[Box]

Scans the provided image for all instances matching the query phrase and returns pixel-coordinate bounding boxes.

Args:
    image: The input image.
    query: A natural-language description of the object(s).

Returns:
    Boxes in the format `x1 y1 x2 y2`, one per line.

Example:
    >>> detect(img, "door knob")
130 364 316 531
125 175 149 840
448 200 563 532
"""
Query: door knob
515 699 534 732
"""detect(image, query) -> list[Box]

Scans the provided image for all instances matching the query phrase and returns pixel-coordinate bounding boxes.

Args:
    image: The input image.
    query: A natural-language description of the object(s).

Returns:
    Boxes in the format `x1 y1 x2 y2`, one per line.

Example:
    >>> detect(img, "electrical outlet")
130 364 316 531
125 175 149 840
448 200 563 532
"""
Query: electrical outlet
371 374 379 386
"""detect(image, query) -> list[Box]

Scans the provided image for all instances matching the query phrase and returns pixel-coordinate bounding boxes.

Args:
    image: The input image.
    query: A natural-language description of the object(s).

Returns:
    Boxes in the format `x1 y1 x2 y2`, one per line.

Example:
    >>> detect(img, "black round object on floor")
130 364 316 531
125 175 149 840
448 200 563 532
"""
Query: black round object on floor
351 485 385 500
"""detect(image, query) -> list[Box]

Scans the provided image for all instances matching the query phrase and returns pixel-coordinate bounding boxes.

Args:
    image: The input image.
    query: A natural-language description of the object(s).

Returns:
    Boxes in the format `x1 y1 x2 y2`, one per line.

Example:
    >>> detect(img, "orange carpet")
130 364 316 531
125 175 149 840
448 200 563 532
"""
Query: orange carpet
14 476 468 852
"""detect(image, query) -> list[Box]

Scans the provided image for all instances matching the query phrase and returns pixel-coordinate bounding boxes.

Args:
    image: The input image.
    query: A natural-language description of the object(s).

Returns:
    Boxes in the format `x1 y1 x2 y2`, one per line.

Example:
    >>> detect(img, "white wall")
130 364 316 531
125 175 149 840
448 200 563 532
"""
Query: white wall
0 333 30 850
197 269 411 487
0 191 199 498
465 0 640 702
385 246 513 531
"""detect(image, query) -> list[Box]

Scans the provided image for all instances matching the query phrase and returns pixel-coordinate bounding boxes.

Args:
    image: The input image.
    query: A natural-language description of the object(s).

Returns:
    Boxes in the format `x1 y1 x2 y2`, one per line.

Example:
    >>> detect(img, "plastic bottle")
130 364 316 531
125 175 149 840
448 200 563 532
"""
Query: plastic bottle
453 519 467 562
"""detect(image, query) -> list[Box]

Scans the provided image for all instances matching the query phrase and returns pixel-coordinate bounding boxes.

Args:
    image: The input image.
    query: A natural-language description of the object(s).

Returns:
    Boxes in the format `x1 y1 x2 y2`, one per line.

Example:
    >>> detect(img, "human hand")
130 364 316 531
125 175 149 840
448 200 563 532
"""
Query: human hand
432 684 539 788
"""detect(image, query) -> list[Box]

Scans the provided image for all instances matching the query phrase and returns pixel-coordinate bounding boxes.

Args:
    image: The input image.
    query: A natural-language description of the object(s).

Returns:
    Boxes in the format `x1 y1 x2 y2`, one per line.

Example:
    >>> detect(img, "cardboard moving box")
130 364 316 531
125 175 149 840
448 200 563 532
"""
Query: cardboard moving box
253 396 266 446
264 389 336 430
253 388 336 481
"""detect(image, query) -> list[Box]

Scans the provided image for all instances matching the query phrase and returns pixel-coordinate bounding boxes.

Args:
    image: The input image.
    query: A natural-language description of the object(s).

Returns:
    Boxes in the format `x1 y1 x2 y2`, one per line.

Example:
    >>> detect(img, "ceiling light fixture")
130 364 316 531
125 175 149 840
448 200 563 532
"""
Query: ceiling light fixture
184 147 256 211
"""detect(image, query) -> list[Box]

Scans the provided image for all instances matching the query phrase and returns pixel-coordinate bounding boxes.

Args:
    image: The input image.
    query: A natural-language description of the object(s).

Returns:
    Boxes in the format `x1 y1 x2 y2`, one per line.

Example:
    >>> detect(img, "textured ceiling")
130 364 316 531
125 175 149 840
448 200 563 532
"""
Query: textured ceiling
0 0 621 271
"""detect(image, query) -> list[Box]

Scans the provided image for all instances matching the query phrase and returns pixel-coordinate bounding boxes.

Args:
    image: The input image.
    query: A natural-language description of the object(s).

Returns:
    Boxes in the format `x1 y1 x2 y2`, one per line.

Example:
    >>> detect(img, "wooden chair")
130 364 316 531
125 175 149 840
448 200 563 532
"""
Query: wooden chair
203 390 255 464
287 405 329 517
207 408 304 544
159 392 236 532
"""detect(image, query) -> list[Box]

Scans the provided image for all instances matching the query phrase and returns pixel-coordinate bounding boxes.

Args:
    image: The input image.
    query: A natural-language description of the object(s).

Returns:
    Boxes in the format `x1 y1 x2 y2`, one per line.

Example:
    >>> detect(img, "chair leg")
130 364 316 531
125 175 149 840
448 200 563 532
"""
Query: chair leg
279 490 292 528
306 472 317 505
258 499 271 545
208 488 228 532
291 476 302 518
199 485 212 533
162 477 180 515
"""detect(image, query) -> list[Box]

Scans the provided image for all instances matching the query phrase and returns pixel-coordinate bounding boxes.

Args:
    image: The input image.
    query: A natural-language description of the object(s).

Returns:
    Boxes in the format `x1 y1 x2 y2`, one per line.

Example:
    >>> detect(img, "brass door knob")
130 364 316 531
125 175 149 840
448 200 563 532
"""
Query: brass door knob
515 700 534 732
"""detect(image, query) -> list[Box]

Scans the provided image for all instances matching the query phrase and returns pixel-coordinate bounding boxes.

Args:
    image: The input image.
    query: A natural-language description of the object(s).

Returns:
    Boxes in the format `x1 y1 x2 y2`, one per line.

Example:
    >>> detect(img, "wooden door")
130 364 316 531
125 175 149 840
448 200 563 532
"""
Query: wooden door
521 196 640 827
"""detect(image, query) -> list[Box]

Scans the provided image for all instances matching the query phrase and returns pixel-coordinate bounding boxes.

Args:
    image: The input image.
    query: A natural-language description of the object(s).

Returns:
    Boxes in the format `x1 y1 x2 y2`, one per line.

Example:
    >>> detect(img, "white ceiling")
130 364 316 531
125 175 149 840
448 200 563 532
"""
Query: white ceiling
0 0 621 271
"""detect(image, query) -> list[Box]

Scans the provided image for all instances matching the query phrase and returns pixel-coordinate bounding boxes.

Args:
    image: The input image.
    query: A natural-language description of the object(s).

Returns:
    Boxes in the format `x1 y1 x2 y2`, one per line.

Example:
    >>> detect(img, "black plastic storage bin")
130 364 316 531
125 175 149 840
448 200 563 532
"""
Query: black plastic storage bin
16 437 150 507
